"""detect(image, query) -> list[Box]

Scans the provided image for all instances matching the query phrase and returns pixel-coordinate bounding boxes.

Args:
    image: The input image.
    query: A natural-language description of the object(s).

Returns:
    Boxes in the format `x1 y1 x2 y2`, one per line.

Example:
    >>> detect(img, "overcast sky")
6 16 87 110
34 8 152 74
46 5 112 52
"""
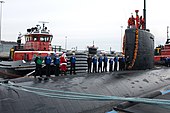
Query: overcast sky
1 0 169 51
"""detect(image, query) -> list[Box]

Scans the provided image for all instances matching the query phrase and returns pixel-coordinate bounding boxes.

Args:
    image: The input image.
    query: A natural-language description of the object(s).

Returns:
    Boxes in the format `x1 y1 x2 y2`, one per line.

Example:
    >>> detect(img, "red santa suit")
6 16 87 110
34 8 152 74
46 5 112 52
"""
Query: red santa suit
60 53 67 72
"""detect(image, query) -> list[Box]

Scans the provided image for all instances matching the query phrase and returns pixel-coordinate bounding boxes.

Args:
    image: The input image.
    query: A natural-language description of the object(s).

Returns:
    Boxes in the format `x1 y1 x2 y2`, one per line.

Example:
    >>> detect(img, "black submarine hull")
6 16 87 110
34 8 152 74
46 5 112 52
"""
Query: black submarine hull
124 28 154 70
0 67 170 113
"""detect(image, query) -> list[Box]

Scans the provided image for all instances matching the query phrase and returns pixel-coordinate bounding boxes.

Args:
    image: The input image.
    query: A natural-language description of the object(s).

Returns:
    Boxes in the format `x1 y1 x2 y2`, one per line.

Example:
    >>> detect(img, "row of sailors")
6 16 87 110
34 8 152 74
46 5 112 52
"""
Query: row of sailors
87 54 126 73
34 53 126 78
34 53 76 78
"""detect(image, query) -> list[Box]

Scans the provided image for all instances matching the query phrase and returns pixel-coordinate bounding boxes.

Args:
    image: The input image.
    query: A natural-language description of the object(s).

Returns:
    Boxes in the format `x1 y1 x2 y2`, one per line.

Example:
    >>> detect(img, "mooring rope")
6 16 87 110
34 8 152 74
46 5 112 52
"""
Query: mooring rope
1 82 170 106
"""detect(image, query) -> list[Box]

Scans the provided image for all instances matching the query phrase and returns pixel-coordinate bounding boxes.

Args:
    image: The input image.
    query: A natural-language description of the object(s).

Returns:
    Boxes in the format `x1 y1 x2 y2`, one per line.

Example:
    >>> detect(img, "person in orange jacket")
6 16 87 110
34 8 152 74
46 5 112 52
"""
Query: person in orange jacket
131 15 135 27
140 16 145 29
128 18 131 28
128 15 135 28
135 10 140 28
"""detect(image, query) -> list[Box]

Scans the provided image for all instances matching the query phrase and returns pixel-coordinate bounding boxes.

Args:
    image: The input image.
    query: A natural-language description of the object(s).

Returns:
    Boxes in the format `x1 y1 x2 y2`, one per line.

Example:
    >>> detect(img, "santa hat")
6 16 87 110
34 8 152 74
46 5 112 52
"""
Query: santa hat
62 53 66 57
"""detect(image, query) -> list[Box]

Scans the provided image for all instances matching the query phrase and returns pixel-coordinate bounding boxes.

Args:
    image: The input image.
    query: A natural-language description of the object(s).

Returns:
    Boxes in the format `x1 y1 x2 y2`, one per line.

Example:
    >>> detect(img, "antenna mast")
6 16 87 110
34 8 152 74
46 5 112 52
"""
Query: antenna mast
38 21 49 31
143 0 146 30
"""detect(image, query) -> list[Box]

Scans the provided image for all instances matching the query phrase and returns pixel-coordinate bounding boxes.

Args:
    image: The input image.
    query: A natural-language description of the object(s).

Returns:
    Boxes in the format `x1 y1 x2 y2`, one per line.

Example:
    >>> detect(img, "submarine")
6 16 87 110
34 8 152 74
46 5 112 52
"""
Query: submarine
1 0 170 113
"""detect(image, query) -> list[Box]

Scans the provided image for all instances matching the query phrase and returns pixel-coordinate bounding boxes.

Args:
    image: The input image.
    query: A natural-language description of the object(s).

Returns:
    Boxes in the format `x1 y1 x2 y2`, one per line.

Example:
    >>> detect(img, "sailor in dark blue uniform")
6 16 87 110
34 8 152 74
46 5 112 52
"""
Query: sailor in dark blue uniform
122 55 126 70
53 54 60 76
70 53 76 75
87 54 92 73
98 54 103 72
45 53 52 77
103 54 108 72
109 57 114 72
114 56 118 71
118 57 123 71
92 55 97 73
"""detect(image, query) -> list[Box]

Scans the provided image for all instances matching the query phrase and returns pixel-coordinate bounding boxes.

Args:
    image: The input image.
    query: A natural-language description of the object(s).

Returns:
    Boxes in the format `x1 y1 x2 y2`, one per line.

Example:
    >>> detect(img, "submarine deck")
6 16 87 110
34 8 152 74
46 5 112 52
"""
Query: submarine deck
1 66 170 113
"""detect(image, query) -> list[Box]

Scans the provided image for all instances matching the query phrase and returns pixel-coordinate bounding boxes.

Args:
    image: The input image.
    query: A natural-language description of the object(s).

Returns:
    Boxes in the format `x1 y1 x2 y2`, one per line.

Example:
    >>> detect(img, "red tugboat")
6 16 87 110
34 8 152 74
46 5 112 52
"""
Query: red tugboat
11 22 54 61
0 22 59 78
154 26 170 65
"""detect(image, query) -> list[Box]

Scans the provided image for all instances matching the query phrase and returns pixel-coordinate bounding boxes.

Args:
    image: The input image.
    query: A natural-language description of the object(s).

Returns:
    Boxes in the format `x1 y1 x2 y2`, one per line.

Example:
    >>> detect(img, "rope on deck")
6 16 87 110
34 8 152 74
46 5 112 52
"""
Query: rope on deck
1 81 170 106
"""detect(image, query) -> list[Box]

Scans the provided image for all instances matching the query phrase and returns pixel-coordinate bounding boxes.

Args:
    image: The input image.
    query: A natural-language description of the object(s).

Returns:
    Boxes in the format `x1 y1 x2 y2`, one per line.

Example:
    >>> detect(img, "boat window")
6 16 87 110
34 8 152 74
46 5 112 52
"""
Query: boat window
50 36 53 41
25 36 32 42
30 36 33 41
33 37 38 41
45 37 49 41
40 36 50 42
40 37 45 42
25 36 28 41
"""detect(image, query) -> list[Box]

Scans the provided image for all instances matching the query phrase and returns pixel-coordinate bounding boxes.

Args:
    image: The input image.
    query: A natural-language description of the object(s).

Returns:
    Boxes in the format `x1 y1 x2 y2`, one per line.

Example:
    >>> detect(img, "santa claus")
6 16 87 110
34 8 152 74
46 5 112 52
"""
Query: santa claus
60 53 67 75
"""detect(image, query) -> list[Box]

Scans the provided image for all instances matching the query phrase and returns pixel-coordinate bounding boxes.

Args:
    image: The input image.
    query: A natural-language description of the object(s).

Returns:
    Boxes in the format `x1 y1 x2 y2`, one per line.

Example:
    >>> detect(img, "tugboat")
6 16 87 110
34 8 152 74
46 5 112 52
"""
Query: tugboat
154 26 170 65
11 21 55 61
0 22 88 78
0 22 58 78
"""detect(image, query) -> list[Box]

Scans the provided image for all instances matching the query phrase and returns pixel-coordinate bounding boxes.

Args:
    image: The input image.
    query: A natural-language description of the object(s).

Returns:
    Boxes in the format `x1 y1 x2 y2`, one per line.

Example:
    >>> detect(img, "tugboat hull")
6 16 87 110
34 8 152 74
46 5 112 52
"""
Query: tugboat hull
0 60 35 78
